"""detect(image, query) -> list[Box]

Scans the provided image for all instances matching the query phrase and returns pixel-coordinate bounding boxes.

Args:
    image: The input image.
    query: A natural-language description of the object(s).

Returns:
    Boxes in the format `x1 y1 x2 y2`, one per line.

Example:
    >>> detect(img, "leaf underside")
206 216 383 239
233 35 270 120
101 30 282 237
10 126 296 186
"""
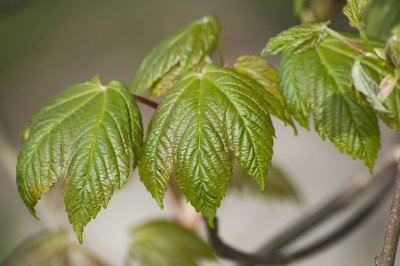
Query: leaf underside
130 15 220 97
279 38 380 170
139 64 274 224
128 220 215 266
16 76 143 242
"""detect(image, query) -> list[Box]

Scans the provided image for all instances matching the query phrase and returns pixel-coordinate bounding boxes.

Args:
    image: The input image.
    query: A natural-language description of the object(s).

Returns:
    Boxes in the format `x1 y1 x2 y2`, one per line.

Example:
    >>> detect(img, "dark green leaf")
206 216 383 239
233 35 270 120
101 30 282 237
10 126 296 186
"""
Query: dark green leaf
262 22 329 55
279 38 380 170
130 16 220 96
231 163 301 203
139 64 274 224
127 219 215 266
365 0 400 39
343 0 372 29
17 76 143 242
232 55 296 131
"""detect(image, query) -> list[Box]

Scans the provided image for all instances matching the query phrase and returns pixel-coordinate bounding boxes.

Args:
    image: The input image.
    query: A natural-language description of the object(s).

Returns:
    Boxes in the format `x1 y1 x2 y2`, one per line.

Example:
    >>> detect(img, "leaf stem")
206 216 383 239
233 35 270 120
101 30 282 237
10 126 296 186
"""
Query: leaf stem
360 29 376 55
133 94 159 109
217 39 228 67
327 29 368 55
376 159 400 266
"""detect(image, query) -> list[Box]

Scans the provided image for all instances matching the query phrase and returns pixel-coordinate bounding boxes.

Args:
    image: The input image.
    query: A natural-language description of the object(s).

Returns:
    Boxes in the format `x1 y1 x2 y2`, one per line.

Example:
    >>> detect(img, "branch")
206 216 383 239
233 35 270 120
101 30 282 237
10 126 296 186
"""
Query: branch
376 159 400 266
205 160 397 266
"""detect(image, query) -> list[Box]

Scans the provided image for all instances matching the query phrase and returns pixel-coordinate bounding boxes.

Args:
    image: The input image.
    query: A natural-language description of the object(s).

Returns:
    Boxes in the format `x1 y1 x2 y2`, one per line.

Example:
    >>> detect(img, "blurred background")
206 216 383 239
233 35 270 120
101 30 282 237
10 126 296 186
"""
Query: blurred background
0 0 399 265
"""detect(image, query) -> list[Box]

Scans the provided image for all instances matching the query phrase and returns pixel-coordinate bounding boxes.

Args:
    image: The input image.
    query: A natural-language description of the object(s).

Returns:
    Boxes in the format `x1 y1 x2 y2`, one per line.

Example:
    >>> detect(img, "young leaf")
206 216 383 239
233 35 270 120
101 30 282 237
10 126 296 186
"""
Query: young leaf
233 55 296 131
262 22 329 55
130 16 220 96
352 58 388 112
343 0 372 29
127 220 215 266
16 76 143 242
139 64 275 224
279 38 380 170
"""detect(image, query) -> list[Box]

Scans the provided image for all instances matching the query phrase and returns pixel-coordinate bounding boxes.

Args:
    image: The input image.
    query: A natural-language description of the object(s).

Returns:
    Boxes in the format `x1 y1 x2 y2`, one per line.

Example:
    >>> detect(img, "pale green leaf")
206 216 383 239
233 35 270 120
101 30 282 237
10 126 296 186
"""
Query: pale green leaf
16 76 143 242
127 220 215 266
365 0 400 39
231 163 301 203
130 16 220 96
233 55 296 131
352 58 388 112
279 38 380 170
343 0 372 29
139 64 274 224
293 0 309 16
262 22 329 55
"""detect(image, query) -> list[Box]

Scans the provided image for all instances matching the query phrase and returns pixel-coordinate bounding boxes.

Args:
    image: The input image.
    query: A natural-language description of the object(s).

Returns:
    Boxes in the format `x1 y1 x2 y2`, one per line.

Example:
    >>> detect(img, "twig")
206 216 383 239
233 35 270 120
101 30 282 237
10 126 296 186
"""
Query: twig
376 159 400 266
133 94 159 109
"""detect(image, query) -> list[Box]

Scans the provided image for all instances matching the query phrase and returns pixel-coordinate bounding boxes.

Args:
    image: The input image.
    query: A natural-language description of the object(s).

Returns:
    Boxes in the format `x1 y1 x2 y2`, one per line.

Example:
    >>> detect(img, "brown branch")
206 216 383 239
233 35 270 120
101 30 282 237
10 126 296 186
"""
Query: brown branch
376 159 400 266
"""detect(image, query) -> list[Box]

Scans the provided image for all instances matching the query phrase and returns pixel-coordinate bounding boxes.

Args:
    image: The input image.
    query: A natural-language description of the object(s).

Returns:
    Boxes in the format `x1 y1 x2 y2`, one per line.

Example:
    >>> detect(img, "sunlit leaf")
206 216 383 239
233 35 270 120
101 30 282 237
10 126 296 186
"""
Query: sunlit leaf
139 64 275 224
17 76 143 242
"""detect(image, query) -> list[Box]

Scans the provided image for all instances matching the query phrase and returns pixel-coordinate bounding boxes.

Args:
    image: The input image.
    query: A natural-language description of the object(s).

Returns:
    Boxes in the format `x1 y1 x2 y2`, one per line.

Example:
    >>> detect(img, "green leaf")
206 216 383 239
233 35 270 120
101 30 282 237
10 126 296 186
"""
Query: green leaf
293 0 309 16
127 219 215 266
130 16 220 96
139 64 274 224
2 231 70 266
231 163 301 203
385 25 400 68
16 76 143 242
343 0 372 29
279 38 380 170
262 22 329 55
232 55 296 131
352 58 388 112
365 0 400 39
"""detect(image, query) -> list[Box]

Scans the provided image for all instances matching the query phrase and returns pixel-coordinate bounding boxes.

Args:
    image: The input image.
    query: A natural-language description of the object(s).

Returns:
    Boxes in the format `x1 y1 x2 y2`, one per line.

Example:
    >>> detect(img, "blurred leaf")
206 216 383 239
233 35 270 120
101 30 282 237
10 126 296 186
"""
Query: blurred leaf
262 22 329 55
352 58 388 112
385 25 400 68
232 55 296 131
293 0 309 16
365 0 400 39
231 163 301 203
127 220 215 266
139 64 274 225
130 16 220 96
2 230 107 266
16 76 143 242
343 0 372 30
2 231 69 266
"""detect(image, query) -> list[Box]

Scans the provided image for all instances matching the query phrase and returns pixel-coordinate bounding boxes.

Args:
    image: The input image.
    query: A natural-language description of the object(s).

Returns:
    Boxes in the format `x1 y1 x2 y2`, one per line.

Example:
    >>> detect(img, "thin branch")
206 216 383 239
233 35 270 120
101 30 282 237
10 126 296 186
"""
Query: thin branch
376 159 400 266
133 94 159 109
205 160 397 266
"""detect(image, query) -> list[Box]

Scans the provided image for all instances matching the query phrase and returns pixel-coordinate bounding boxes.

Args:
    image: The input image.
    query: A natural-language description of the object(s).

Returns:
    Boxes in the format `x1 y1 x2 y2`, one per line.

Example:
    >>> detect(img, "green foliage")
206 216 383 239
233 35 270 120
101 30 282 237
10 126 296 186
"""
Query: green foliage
130 16 220 98
231 164 301 203
262 22 329 55
139 64 275 224
127 220 215 266
279 38 380 170
232 55 296 131
365 0 400 39
16 76 143 242
343 0 372 29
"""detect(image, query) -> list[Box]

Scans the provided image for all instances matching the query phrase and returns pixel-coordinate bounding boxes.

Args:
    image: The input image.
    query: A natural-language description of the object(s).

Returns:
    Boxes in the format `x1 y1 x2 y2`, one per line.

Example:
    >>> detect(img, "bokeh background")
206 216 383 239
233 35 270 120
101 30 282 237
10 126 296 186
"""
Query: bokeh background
0 0 399 265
